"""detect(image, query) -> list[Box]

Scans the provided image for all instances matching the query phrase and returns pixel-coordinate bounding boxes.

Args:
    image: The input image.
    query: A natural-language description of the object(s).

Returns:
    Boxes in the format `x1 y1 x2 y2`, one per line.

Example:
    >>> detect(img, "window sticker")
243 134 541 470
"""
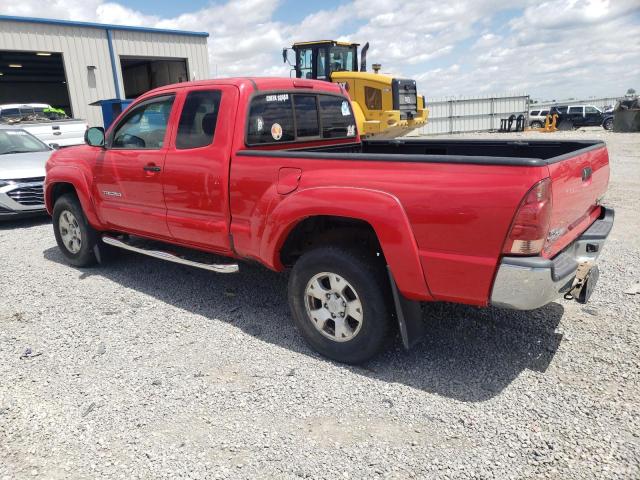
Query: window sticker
255 116 264 132
265 94 289 102
347 124 356 137
271 123 283 140
341 101 351 116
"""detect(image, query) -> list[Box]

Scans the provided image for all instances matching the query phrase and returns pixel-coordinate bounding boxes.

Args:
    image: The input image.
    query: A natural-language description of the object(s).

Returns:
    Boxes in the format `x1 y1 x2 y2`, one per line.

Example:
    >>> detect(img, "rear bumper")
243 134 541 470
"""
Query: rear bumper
491 207 614 310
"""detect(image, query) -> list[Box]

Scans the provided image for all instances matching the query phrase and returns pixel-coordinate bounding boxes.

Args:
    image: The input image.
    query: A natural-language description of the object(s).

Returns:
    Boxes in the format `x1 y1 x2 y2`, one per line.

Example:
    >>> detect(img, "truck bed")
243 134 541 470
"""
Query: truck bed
243 138 604 165
234 138 609 305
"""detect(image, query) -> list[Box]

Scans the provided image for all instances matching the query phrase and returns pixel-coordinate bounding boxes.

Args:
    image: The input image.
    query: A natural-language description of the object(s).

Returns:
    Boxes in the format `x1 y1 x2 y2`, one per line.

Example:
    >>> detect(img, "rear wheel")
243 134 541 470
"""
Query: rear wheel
52 193 99 267
530 120 543 128
288 246 392 364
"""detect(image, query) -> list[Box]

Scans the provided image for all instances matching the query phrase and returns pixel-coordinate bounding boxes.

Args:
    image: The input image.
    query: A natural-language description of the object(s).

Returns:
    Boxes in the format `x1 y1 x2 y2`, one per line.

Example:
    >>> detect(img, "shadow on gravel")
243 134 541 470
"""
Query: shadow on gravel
43 246 564 402
0 215 50 230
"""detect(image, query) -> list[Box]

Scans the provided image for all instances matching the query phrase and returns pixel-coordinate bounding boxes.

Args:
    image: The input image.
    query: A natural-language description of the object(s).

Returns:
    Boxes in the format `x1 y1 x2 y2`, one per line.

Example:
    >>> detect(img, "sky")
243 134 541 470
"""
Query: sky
1 0 639 101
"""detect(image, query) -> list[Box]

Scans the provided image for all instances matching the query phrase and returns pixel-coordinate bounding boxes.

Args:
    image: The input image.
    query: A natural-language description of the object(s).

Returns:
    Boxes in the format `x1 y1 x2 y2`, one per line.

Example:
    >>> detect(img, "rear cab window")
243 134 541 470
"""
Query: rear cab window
246 92 356 146
176 90 221 149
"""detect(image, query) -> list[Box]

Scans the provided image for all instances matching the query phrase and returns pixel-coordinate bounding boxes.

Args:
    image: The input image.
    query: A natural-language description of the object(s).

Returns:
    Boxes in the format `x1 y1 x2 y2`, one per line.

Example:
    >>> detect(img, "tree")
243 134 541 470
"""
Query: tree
627 88 636 95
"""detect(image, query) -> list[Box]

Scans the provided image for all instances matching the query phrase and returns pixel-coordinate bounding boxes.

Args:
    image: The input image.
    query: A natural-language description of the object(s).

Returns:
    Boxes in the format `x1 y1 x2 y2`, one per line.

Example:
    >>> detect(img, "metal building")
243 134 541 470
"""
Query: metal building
0 15 209 125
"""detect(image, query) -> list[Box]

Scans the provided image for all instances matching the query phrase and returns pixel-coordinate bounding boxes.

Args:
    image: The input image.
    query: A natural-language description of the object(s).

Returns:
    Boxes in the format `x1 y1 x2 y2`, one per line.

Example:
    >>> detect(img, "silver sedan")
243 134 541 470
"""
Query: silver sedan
0 125 53 220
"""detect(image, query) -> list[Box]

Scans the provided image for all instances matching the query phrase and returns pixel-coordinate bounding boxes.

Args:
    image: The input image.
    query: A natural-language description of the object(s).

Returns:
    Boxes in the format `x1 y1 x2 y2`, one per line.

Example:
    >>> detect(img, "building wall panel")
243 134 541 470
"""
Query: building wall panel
1 19 210 126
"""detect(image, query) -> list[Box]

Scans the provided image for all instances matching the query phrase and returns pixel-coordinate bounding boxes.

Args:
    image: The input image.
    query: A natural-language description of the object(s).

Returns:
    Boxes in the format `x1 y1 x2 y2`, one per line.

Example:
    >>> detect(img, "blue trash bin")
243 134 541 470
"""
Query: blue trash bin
89 98 133 129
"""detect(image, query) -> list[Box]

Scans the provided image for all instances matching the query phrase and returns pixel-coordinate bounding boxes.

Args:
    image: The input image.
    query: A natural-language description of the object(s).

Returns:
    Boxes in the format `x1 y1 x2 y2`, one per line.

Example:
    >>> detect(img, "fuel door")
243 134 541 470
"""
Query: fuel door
277 167 302 195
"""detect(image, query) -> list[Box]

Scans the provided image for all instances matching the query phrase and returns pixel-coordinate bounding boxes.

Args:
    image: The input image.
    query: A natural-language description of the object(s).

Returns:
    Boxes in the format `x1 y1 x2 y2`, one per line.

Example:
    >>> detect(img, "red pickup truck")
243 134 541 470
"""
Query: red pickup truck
45 77 614 364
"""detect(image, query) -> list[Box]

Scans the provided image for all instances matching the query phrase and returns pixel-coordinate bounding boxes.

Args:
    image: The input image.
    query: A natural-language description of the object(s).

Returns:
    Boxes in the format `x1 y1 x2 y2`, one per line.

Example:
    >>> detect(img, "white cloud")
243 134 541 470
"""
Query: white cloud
0 0 638 99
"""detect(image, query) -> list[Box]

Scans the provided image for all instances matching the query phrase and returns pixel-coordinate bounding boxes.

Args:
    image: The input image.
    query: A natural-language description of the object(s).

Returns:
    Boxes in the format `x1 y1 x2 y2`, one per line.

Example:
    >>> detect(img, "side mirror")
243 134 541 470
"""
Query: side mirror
85 127 105 147
282 48 294 66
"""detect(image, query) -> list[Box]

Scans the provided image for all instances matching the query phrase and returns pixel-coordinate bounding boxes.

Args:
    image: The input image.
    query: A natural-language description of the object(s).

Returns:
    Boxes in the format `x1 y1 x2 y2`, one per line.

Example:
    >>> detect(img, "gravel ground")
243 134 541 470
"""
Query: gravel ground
1 129 639 479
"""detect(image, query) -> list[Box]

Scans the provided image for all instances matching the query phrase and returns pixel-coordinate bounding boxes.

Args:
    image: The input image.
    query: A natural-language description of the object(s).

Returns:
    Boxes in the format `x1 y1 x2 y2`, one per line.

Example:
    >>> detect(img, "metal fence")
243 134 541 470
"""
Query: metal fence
415 94 530 135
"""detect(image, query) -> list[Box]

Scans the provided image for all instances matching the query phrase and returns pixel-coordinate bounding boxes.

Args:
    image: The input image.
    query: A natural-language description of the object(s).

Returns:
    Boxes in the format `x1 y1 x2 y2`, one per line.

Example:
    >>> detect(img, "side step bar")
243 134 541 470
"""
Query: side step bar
102 236 239 273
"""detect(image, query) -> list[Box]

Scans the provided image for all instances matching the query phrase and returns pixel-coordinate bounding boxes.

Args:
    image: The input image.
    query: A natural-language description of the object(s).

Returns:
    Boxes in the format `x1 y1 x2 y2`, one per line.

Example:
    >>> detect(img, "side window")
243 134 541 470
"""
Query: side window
316 49 327 80
319 95 356 138
530 110 539 116
293 95 319 138
585 106 599 114
568 106 583 114
247 94 295 144
297 49 313 79
112 95 175 149
540 110 549 116
176 90 222 149
1 108 20 117
365 87 382 110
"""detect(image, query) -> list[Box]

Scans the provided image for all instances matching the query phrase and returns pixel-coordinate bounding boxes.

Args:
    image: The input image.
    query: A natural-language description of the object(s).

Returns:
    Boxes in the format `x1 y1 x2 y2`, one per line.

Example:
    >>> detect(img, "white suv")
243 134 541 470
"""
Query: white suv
528 109 550 128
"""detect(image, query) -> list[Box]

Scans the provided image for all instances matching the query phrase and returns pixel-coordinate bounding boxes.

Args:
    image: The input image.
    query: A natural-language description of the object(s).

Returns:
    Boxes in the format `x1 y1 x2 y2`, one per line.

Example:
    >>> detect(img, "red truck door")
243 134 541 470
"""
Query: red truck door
162 85 239 253
93 94 177 238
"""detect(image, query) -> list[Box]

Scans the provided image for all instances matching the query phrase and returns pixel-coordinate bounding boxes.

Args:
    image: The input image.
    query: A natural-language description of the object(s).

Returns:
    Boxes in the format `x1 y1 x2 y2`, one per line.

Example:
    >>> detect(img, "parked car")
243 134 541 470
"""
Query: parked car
550 105 614 130
528 108 550 128
0 103 87 147
45 77 614 364
0 125 51 219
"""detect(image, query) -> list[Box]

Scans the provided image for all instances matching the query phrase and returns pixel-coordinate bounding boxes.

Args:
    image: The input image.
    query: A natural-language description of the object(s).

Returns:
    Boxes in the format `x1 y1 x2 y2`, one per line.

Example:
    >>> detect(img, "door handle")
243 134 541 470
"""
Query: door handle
143 165 161 172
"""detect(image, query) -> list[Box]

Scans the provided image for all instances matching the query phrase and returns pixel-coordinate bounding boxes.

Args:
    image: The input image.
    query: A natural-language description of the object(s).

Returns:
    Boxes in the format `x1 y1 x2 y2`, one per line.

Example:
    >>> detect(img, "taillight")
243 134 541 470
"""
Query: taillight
503 178 552 255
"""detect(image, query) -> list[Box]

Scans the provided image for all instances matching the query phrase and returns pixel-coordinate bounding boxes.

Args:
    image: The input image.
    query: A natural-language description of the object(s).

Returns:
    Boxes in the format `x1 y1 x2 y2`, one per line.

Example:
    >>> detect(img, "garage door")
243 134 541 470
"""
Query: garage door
120 57 188 98
0 51 72 116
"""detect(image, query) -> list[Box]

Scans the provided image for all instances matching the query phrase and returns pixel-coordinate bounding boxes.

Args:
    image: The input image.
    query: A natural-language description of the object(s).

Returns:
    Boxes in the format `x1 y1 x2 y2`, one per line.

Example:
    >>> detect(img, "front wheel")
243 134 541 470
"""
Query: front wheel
288 246 392 364
530 121 543 128
52 193 99 267
603 117 613 131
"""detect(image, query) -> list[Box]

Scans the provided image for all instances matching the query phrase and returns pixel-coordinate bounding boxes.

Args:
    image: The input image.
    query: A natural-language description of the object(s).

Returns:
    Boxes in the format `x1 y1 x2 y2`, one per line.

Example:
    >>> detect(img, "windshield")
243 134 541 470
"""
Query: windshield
0 130 49 155
329 46 356 73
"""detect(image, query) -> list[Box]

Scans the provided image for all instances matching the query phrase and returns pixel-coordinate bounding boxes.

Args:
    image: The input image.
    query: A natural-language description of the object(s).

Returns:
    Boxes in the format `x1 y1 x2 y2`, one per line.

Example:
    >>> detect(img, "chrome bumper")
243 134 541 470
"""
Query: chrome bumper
491 208 614 310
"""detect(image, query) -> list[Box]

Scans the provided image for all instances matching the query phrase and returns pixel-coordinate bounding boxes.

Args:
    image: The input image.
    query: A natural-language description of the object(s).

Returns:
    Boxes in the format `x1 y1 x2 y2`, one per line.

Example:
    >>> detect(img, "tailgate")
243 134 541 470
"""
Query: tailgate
23 121 87 147
544 143 610 257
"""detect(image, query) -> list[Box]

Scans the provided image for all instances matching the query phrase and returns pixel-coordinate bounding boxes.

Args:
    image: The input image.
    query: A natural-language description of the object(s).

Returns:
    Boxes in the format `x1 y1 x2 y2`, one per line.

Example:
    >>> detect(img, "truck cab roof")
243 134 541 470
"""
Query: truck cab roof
139 77 344 98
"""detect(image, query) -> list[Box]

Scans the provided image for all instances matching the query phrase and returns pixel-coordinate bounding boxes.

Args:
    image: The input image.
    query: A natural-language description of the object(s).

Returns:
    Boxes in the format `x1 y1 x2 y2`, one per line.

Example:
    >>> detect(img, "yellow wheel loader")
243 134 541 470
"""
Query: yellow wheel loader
283 40 428 138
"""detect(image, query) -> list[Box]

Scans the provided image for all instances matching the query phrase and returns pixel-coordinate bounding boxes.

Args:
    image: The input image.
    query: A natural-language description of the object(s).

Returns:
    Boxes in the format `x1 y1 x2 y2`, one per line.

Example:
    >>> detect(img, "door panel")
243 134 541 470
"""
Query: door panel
163 85 238 252
93 94 177 238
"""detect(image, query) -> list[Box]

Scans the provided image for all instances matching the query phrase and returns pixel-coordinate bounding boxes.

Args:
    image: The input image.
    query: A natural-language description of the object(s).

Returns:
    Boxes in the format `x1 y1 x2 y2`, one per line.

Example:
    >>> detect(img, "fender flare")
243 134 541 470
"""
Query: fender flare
260 186 433 301
45 166 103 229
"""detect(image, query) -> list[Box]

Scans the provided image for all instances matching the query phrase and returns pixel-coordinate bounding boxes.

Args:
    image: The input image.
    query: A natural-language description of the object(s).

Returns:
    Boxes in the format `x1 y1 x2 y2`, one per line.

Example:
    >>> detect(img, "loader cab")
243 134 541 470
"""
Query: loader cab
288 41 359 81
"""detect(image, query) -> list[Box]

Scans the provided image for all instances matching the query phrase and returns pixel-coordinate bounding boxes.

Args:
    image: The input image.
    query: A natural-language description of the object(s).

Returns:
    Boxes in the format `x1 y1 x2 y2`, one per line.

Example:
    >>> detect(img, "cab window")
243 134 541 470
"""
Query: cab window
328 46 355 73
294 95 320 138
111 95 175 149
246 93 356 145
319 95 356 138
176 90 221 149
247 94 295 144
297 49 313 79
316 49 327 80
364 87 382 110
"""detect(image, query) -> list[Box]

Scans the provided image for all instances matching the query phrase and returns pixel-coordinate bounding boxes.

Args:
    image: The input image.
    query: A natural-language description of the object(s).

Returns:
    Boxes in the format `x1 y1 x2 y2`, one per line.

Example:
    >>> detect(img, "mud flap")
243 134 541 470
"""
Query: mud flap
387 267 425 349
576 265 599 304
564 263 600 304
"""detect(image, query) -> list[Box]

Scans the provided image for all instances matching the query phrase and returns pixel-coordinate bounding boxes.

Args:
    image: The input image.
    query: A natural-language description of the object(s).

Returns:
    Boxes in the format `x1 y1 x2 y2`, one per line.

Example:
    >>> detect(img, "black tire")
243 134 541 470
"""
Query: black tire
603 117 613 131
52 193 99 267
530 121 543 128
288 246 392 364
